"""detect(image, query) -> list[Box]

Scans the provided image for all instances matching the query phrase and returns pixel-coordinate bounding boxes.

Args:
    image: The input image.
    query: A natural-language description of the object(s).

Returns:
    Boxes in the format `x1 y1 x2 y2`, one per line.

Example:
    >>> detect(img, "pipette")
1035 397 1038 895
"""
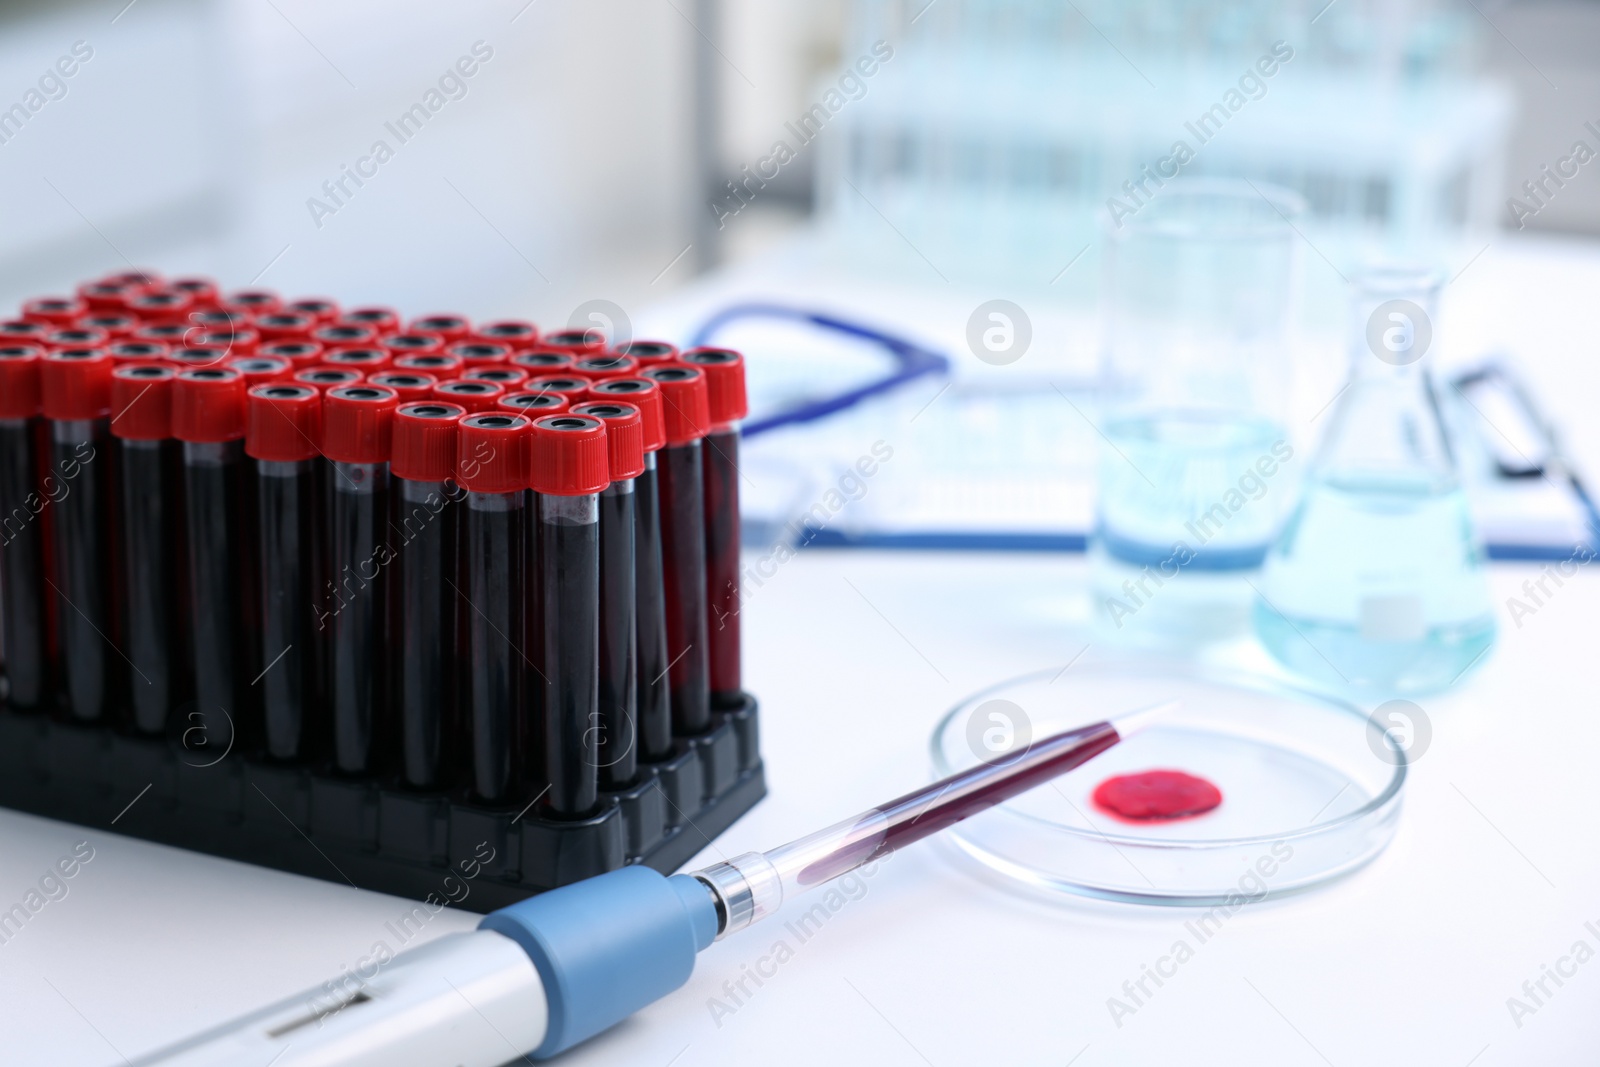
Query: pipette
130 701 1171 1066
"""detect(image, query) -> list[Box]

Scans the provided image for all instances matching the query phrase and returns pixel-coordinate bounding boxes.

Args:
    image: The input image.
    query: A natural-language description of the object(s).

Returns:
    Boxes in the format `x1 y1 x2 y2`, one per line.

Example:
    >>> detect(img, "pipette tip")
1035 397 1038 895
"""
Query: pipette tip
1110 699 1180 739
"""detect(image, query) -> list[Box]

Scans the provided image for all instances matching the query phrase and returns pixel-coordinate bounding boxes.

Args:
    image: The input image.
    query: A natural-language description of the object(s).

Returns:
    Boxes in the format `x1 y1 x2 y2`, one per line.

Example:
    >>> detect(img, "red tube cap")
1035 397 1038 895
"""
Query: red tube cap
432 379 504 413
23 297 85 326
78 279 147 311
111 363 175 440
571 401 645 482
540 328 607 356
465 366 529 388
253 311 315 342
172 367 247 442
0 345 43 419
167 277 219 309
392 401 465 482
613 340 679 366
369 371 438 403
588 377 665 452
408 315 470 343
510 349 572 373
395 352 464 376
284 297 339 323
680 347 748 426
573 354 639 381
172 345 232 370
529 414 609 496
220 289 280 317
41 348 112 420
472 320 538 346
246 383 323 462
108 340 169 364
641 365 709 444
325 347 391 373
100 269 162 287
449 342 510 366
313 323 377 349
124 289 194 325
456 412 529 493
2 319 49 344
322 384 399 464
135 323 190 346
294 366 363 393
339 306 399 333
381 333 446 359
186 327 259 358
525 374 590 397
77 313 137 340
228 356 292 386
261 340 324 370
497 391 570 417
46 326 109 350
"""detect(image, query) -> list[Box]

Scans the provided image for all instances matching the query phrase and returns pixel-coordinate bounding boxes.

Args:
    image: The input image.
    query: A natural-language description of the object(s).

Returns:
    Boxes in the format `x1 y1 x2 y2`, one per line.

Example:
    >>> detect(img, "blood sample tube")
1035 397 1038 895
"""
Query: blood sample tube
253 312 315 344
284 297 338 324
294 366 363 393
168 277 220 310
455 412 531 805
570 401 646 790
496 392 569 418
339 306 399 333
261 340 324 372
408 315 470 343
189 308 245 335
39 348 117 722
172 366 254 752
1 319 50 345
322 384 400 775
77 313 137 340
539 329 606 357
46 326 110 351
23 297 86 326
171 345 232 371
312 323 377 352
108 340 169 365
220 290 280 318
510 350 572 375
471 320 537 347
464 365 529 389
134 322 190 349
368 371 437 404
432 379 503 413
246 383 323 761
111 363 185 734
188 327 259 359
642 365 712 736
612 340 679 368
529 414 609 817
681 347 748 706
448 342 509 368
78 279 144 311
228 356 292 387
588 376 671 760
324 347 391 375
573 354 639 381
0 345 48 711
394 352 463 378
391 401 465 789
379 333 445 361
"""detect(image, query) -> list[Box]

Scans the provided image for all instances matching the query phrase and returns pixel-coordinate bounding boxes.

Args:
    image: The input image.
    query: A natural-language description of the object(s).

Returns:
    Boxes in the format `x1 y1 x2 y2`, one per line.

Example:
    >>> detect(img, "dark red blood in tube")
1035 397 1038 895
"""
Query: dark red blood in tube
642 365 711 735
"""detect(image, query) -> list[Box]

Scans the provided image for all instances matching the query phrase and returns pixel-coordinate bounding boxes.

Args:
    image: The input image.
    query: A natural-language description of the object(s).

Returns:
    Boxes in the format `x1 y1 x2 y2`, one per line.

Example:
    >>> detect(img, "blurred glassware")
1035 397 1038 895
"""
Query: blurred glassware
1254 264 1496 693
1092 178 1303 642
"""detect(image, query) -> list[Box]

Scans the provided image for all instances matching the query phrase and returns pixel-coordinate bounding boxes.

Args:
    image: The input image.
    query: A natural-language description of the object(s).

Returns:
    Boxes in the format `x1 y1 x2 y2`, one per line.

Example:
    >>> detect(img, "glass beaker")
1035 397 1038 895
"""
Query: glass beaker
1253 265 1496 694
1092 179 1304 642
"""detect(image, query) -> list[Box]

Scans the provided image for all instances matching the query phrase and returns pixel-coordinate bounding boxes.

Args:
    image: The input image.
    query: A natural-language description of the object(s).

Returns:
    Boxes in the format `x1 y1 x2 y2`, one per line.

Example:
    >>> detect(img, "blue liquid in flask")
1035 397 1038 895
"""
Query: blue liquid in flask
1254 266 1495 694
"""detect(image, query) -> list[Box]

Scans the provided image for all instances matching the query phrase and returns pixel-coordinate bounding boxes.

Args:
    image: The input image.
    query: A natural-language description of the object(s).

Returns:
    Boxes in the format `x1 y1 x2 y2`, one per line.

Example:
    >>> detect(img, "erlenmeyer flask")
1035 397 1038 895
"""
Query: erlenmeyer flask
1253 265 1495 694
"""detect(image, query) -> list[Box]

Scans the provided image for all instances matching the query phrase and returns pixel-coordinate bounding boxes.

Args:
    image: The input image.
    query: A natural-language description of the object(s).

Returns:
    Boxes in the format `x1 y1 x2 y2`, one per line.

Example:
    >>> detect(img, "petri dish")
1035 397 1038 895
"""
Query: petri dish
930 661 1404 906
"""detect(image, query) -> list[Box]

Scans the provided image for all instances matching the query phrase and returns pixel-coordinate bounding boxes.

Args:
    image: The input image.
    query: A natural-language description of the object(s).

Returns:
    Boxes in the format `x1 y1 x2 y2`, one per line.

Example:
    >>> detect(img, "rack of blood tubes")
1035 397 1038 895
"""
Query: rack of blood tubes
0 272 763 909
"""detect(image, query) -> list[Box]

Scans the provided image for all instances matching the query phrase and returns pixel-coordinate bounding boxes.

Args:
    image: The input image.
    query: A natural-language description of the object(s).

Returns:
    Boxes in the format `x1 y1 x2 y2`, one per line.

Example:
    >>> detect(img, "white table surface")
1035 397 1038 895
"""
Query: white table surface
6 234 1600 1066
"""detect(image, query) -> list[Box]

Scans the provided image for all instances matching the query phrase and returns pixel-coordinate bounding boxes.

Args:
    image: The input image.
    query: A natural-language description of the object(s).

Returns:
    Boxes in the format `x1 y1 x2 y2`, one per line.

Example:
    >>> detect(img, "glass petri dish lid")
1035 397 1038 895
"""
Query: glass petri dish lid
930 661 1405 906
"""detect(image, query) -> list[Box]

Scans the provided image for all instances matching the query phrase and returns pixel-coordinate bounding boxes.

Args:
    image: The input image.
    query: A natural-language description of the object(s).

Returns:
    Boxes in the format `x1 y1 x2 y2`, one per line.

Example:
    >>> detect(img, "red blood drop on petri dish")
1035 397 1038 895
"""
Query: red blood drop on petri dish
1092 770 1222 821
